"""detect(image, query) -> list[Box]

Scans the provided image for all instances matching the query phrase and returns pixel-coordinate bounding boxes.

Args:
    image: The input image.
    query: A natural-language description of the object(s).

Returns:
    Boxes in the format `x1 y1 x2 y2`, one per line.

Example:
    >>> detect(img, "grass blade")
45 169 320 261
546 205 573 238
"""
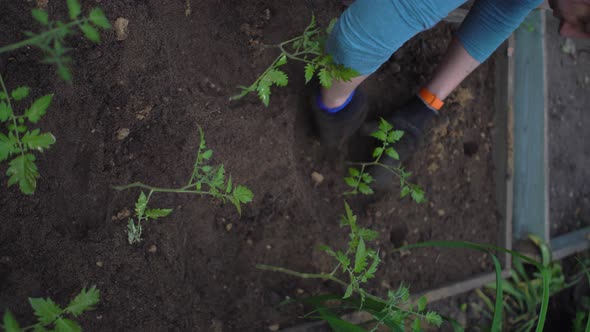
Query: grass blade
489 253 504 332
534 268 551 332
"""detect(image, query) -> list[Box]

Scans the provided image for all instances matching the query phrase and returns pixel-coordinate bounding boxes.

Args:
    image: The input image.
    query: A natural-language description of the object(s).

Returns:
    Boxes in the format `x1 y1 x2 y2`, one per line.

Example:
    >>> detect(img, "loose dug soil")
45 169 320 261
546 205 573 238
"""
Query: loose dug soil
0 1 500 330
546 15 590 237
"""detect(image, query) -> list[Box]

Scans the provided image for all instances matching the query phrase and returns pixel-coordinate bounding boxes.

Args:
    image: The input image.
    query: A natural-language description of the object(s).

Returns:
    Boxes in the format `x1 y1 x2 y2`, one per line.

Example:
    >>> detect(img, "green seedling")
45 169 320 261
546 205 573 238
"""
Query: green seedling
476 242 568 332
0 0 112 81
0 81 56 194
257 202 444 332
0 0 110 194
345 118 425 203
114 126 253 244
230 16 359 106
1 286 100 332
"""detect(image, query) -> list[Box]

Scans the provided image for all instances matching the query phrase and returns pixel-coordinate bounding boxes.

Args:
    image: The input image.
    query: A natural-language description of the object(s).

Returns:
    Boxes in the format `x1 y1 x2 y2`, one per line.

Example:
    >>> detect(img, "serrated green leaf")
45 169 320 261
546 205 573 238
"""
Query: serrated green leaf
201 165 212 173
276 55 287 66
257 80 271 107
411 188 425 203
344 177 357 188
343 284 353 299
0 102 13 122
22 130 56 151
135 191 147 218
386 147 399 160
425 312 443 327
7 154 39 194
89 8 111 29
65 286 100 317
233 185 253 204
378 118 393 132
389 130 404 142
33 324 49 332
400 186 411 198
211 165 225 189
372 147 383 158
31 8 49 25
11 87 30 101
411 318 421 332
354 237 367 273
225 175 232 193
336 250 350 270
361 173 373 184
304 63 315 84
3 310 22 332
55 318 81 332
418 296 428 311
145 208 173 219
359 228 378 241
0 134 18 161
362 253 380 281
127 219 142 244
358 183 373 195
29 297 62 325
66 0 81 19
265 69 288 87
318 68 332 88
317 245 335 255
80 23 100 43
57 65 72 81
348 168 360 177
371 130 387 142
332 66 359 82
201 149 213 160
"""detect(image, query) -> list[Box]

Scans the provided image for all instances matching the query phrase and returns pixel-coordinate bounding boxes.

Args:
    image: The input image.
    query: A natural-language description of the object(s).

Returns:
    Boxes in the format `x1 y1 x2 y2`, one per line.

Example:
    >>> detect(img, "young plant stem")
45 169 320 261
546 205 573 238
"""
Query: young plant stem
0 19 86 54
256 264 429 320
112 181 233 201
0 73 25 155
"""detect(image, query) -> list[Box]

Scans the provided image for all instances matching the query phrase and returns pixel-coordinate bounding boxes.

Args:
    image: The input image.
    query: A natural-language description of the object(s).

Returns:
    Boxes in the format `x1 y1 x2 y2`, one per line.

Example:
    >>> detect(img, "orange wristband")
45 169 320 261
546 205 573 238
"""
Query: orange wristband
418 87 444 111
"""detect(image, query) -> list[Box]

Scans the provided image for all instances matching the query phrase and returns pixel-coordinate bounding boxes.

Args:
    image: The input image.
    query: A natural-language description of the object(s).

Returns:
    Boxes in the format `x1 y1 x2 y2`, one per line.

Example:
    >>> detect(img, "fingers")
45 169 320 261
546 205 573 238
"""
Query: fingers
559 21 590 38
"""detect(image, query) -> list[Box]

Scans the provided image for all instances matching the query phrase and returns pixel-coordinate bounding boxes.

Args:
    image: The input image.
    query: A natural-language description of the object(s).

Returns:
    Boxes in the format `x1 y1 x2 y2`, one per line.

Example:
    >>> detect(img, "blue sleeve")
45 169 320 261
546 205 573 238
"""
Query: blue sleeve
326 0 465 75
326 0 542 75
456 0 543 62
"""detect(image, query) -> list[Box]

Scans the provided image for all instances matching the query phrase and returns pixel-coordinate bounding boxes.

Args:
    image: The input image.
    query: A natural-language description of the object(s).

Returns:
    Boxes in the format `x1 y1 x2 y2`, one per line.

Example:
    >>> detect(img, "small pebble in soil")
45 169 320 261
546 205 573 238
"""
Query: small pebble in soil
246 238 253 245
116 208 131 220
96 261 104 267
311 171 324 186
148 244 157 253
268 324 280 331
225 223 233 232
36 0 48 9
116 128 130 140
437 209 445 216
390 62 401 73
266 244 272 250
114 18 130 41
375 211 382 218
296 288 304 294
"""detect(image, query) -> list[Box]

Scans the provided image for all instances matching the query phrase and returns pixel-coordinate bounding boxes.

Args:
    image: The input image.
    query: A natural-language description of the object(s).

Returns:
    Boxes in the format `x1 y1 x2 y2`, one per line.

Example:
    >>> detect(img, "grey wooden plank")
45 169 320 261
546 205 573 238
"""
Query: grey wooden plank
512 10 550 243
551 227 590 260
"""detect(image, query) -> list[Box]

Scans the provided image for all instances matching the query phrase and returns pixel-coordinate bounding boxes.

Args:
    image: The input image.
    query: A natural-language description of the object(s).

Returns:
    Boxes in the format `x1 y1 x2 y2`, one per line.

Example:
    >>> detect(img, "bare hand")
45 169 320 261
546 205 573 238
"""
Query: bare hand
549 0 590 38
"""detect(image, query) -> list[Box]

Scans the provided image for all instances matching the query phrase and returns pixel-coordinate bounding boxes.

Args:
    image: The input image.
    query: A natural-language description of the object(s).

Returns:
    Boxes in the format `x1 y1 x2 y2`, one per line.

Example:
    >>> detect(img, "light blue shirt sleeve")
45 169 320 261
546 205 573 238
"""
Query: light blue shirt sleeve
456 0 543 62
326 0 543 75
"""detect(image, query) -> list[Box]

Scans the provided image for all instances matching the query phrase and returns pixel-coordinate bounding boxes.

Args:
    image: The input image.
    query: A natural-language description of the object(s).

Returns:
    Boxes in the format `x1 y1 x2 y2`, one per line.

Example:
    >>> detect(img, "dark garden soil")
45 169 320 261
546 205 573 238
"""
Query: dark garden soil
0 1 500 330
546 15 590 237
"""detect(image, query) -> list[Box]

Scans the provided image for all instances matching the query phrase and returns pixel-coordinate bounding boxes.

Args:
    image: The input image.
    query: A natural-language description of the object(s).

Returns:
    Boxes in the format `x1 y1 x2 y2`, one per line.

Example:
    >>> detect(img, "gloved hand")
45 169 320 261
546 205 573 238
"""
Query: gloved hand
361 95 438 192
